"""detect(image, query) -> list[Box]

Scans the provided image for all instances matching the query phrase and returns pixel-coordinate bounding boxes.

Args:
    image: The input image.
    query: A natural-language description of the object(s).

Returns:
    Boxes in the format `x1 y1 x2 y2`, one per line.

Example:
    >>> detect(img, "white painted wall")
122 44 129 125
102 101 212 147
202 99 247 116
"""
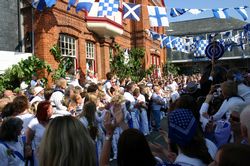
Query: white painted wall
0 51 32 74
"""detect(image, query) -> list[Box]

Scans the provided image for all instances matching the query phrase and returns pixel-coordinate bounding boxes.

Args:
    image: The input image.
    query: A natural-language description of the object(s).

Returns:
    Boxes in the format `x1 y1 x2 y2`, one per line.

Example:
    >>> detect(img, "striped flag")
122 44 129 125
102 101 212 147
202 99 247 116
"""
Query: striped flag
234 6 248 21
170 8 187 17
212 8 229 19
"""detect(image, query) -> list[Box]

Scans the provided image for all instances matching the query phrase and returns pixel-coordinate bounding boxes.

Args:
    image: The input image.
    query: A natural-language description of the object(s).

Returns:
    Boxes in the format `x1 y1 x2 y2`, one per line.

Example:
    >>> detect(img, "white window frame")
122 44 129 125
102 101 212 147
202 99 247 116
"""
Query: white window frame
59 34 77 73
86 41 95 72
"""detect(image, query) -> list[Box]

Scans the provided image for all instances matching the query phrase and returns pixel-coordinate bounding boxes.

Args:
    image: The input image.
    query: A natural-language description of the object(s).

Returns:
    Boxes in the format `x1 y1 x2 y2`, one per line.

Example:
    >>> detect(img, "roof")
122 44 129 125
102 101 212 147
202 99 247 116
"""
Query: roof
167 17 248 36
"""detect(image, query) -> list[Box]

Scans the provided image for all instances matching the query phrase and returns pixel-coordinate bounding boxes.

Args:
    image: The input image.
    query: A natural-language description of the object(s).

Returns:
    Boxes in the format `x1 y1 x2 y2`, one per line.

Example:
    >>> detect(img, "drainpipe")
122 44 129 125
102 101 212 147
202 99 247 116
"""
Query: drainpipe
31 7 35 54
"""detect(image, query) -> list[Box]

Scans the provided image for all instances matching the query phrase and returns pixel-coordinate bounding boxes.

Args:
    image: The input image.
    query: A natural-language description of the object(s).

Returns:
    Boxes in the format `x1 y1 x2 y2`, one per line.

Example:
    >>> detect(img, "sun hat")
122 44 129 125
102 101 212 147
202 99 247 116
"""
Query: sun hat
168 108 198 146
20 81 29 90
33 86 44 96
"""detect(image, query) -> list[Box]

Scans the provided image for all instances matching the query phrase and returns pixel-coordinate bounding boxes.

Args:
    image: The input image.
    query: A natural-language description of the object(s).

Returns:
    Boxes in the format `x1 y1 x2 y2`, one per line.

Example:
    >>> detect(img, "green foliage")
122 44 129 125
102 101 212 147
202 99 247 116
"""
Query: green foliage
110 44 146 82
50 45 74 80
0 55 52 93
164 62 180 76
145 65 156 76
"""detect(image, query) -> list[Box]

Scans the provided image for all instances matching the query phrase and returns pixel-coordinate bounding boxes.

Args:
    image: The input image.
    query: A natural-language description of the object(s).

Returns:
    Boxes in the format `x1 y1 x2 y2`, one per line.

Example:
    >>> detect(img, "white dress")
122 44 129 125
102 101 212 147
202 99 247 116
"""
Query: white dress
27 118 46 166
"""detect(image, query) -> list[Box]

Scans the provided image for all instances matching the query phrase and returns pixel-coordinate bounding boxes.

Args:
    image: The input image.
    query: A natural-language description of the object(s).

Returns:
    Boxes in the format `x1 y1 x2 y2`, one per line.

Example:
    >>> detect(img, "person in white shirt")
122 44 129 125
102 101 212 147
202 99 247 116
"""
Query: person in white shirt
30 86 44 105
133 88 149 135
68 71 83 89
227 69 250 103
202 81 245 123
103 72 114 102
0 117 25 166
124 83 139 129
50 78 70 115
26 101 53 166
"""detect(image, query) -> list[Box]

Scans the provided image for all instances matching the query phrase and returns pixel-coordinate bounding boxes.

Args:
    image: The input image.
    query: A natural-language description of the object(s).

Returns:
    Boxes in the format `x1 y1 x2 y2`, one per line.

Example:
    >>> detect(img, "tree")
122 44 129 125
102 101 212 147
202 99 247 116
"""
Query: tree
110 44 150 82
50 45 74 80
0 56 52 93
163 62 180 76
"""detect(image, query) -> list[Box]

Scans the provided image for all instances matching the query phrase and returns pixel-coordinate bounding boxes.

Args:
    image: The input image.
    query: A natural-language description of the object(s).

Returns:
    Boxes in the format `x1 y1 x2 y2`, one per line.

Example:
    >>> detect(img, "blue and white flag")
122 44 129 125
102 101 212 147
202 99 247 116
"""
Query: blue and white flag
147 6 169 27
148 29 161 40
46 0 56 7
175 38 187 52
67 0 76 10
160 34 168 48
185 37 196 52
98 0 119 16
32 0 46 11
234 6 248 21
193 36 204 43
212 8 229 19
76 0 94 12
122 3 141 21
194 40 209 57
164 36 178 49
170 8 187 17
187 9 204 15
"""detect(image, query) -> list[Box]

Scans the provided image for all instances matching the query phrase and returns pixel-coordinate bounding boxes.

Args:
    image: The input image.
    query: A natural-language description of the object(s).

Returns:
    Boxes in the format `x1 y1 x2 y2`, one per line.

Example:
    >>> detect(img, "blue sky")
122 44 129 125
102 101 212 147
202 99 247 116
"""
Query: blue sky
165 0 250 23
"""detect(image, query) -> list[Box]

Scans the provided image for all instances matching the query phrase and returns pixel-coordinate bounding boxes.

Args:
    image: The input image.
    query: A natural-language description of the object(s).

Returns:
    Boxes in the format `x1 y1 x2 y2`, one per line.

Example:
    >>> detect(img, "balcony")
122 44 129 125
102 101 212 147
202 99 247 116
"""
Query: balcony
85 2 123 37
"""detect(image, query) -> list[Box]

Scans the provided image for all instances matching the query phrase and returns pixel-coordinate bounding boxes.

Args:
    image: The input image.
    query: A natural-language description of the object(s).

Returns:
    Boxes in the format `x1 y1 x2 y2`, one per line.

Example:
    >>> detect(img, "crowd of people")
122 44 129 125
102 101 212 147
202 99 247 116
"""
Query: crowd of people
0 65 250 166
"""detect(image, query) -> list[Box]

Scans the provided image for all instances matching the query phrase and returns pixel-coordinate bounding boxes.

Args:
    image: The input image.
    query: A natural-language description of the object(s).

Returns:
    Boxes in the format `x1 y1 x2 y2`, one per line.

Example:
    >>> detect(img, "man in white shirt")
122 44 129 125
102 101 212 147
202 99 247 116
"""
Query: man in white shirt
103 72 114 101
50 78 70 115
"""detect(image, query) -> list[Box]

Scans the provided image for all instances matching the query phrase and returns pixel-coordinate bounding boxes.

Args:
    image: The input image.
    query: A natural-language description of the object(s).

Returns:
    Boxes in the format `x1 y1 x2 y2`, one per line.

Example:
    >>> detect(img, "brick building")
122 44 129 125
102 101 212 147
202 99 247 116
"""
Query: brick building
22 0 166 81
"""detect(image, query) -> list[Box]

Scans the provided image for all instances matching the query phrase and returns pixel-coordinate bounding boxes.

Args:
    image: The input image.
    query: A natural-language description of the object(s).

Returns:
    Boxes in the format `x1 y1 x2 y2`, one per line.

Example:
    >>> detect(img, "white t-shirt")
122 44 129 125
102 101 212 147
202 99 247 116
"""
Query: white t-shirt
137 94 146 103
0 141 25 166
103 81 112 95
16 113 34 136
30 96 43 105
205 138 217 159
27 118 45 150
124 92 135 103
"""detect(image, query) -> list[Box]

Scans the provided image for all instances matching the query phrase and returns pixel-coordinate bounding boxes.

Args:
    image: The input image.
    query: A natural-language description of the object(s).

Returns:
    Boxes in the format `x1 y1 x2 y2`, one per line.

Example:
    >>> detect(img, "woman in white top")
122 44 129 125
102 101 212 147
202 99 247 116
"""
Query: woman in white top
12 96 34 146
26 101 53 166
0 117 25 166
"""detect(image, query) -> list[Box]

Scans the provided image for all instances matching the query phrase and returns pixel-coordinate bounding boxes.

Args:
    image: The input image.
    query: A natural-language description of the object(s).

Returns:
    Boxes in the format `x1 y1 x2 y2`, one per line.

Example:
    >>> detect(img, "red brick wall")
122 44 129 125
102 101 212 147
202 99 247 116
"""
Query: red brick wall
23 0 167 83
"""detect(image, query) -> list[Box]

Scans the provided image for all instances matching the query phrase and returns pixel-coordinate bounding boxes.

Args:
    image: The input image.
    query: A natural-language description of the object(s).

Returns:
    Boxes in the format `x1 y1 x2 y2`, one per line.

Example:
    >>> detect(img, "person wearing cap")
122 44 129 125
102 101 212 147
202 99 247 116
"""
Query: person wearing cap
184 81 202 101
168 108 217 166
30 86 44 105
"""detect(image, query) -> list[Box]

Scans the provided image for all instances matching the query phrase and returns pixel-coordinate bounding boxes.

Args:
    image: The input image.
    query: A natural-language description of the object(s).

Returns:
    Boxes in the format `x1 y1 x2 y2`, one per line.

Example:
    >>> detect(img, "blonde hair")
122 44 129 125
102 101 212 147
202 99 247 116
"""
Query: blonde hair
84 94 97 103
56 78 67 89
111 94 125 105
39 116 96 166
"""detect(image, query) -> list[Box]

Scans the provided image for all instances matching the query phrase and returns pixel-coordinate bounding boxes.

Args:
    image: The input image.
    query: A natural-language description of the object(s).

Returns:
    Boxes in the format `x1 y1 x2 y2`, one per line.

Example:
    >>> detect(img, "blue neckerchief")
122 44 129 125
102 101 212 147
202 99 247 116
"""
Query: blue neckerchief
0 140 24 161
53 89 64 94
